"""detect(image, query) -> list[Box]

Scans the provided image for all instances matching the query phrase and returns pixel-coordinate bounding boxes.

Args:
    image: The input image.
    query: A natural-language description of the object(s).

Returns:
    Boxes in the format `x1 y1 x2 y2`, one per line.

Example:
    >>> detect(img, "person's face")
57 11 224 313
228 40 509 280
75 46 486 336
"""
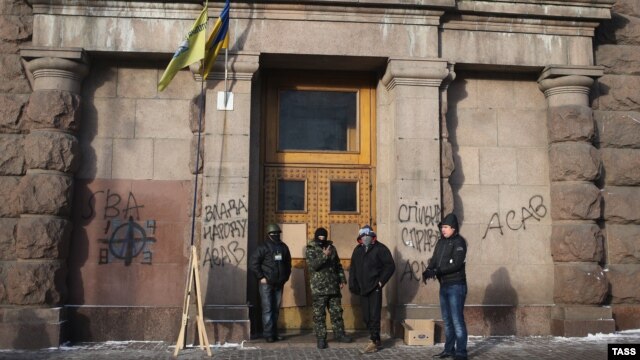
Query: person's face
268 232 281 241
441 225 455 238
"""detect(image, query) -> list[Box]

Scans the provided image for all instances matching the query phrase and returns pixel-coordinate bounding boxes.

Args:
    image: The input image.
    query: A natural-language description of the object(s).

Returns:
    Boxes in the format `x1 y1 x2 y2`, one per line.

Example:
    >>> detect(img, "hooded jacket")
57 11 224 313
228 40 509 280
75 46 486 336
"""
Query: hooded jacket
249 236 292 287
427 213 467 285
349 239 395 296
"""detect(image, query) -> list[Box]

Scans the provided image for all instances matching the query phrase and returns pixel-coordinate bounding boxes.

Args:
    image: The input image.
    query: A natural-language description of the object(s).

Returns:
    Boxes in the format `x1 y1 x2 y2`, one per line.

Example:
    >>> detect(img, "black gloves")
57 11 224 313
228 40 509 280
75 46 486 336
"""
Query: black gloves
422 268 439 283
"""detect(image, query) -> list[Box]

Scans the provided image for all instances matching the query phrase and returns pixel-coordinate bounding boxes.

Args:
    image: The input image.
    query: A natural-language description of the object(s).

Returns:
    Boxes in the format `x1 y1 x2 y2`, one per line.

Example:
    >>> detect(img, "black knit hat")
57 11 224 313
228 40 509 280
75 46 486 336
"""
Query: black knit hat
314 227 328 240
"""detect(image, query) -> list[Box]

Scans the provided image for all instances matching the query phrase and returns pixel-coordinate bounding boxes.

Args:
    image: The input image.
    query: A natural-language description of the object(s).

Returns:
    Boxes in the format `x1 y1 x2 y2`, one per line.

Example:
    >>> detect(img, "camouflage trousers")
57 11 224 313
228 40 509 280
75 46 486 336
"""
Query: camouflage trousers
312 294 346 340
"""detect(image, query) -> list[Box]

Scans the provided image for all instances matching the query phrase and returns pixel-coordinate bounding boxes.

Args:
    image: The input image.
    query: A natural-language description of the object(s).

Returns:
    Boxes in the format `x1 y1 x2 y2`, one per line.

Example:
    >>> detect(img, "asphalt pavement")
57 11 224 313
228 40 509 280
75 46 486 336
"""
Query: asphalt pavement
1 330 639 359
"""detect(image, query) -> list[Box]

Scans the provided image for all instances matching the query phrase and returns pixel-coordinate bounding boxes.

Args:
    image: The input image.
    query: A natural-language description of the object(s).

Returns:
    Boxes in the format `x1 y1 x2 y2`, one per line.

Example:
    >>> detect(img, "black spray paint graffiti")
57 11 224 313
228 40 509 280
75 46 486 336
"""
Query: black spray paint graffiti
202 241 246 267
398 202 441 253
203 197 248 268
85 189 156 266
82 189 144 220
482 195 548 240
400 260 428 283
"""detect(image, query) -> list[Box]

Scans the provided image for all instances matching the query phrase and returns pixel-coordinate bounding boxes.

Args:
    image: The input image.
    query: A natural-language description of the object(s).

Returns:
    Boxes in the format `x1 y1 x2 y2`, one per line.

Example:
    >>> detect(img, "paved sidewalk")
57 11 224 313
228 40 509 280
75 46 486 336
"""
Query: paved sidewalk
1 331 639 359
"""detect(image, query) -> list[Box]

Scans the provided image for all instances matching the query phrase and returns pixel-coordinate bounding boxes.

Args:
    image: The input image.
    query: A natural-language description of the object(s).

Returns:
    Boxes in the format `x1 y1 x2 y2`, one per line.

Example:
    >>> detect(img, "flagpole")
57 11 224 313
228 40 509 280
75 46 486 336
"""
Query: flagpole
224 46 228 106
190 78 205 247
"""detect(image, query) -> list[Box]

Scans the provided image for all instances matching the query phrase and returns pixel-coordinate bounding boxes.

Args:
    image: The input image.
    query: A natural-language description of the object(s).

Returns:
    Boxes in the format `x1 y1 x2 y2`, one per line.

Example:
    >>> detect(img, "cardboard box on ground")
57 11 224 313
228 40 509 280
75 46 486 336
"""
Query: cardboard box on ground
402 319 435 346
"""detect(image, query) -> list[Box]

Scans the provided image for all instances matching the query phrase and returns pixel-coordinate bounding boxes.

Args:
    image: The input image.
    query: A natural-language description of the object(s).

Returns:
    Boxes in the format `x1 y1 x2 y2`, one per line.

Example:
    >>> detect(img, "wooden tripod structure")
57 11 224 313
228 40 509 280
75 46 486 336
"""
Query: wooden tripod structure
173 245 212 357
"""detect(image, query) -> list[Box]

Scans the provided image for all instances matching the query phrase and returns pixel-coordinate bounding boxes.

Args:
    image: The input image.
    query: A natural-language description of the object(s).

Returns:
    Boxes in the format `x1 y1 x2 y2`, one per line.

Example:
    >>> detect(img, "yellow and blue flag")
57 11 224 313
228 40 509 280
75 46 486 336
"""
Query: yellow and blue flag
202 0 230 79
158 3 209 91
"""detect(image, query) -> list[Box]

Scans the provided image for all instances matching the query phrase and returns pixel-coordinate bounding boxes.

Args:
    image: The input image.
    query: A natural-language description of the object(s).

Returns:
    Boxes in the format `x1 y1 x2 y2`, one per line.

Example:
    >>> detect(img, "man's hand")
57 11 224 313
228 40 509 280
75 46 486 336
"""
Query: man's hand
340 282 345 289
322 246 332 256
422 269 437 283
260 278 267 284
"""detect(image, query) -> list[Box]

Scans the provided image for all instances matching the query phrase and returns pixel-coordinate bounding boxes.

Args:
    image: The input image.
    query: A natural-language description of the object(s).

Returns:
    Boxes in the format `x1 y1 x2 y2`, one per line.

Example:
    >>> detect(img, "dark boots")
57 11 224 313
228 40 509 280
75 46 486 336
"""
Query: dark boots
334 332 353 343
317 338 328 349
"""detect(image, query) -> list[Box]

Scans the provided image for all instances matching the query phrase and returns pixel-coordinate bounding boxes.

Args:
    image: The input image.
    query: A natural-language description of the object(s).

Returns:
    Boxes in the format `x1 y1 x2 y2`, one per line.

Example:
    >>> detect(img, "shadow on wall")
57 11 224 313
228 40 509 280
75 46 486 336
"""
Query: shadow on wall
595 12 631 45
11 312 51 349
394 249 427 305
64 61 105 341
446 77 469 224
482 267 518 335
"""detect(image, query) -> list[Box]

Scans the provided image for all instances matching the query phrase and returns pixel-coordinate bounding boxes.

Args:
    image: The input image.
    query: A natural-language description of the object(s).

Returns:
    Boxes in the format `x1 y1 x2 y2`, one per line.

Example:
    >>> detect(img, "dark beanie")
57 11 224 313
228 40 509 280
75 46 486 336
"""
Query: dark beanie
314 227 328 240
439 213 459 230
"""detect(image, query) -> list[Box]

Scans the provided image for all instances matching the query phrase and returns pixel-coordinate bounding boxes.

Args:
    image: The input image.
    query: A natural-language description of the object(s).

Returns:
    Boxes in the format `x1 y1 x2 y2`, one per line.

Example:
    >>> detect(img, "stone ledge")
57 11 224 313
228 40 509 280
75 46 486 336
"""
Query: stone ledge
551 318 615 337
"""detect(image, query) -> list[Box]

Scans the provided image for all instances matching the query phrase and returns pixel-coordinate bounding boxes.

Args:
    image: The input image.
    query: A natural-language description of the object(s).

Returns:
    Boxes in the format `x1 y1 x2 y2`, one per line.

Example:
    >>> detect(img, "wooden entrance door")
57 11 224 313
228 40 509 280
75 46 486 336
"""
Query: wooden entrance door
262 71 376 329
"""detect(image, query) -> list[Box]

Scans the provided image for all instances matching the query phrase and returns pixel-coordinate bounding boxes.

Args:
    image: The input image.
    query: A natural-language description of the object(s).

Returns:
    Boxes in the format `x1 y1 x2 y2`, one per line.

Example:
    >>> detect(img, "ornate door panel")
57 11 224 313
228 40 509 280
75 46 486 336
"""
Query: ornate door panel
263 166 371 329
261 70 375 330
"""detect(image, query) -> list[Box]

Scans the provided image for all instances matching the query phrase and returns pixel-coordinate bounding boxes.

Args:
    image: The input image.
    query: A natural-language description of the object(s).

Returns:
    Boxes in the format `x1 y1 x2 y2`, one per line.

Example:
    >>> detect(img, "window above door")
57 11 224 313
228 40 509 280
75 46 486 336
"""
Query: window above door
265 71 374 165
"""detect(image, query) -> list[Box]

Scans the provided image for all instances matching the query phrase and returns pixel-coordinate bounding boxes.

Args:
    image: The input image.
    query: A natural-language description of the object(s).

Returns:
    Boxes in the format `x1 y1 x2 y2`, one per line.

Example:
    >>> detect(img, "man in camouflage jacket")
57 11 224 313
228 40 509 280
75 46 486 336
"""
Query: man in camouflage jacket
306 227 352 349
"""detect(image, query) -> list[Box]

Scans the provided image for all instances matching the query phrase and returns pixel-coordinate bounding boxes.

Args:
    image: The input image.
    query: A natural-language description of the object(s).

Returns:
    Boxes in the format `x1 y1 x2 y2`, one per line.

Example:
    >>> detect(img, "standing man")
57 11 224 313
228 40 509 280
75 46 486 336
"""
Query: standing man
423 213 468 360
306 227 353 349
349 225 395 354
249 223 292 343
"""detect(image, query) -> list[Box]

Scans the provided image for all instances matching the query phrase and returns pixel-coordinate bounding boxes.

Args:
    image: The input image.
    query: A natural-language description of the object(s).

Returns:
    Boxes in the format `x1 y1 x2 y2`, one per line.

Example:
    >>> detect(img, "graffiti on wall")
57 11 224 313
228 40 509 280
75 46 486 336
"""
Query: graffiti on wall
482 195 547 239
398 201 441 283
202 196 247 267
83 189 157 266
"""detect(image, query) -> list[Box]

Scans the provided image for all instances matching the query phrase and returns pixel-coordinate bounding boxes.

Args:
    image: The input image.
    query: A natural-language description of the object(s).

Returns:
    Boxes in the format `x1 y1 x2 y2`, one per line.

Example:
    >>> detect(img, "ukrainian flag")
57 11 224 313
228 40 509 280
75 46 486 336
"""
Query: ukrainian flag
201 0 230 79
158 3 208 92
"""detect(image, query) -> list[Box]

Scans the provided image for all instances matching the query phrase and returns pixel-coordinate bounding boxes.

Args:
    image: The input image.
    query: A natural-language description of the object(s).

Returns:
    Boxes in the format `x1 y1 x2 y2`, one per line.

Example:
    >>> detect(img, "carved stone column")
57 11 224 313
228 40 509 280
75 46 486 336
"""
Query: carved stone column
538 66 614 336
8 48 88 349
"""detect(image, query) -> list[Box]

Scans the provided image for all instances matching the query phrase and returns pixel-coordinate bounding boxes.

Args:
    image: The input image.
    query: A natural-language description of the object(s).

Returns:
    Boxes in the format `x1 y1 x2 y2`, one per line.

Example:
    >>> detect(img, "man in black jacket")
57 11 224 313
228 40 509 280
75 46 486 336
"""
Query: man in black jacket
423 213 468 360
249 223 292 343
349 225 395 354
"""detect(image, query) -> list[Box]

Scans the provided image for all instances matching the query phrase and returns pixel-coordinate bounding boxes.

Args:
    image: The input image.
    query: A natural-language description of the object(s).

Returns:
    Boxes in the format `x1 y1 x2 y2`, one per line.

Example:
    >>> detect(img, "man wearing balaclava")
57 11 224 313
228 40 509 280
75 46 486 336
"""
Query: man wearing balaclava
249 223 292 343
423 213 468 360
349 225 395 354
306 227 352 349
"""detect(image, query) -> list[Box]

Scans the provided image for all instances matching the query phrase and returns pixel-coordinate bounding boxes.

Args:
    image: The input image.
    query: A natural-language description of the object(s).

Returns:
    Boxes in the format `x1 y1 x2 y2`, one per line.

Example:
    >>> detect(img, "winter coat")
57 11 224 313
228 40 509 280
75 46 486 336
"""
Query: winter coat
249 238 292 287
428 213 467 285
349 241 395 296
306 239 346 297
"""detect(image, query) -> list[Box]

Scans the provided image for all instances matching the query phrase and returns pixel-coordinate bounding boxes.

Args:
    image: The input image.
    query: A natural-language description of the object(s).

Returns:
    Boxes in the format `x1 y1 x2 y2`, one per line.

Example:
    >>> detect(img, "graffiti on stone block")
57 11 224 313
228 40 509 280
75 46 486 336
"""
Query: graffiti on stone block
84 189 157 266
82 189 144 220
98 216 157 266
203 196 248 268
400 259 428 283
398 201 441 254
482 195 548 239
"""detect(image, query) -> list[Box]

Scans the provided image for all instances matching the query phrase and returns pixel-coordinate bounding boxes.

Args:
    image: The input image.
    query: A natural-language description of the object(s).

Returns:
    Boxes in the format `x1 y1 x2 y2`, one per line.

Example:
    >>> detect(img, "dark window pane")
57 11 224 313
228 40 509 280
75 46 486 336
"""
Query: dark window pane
330 182 357 212
279 90 357 151
278 180 305 211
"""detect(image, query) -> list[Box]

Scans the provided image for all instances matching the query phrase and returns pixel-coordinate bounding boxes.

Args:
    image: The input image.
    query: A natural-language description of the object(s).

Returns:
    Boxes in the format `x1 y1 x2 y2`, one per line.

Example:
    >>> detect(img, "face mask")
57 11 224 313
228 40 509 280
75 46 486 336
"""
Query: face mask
362 235 373 247
269 233 281 242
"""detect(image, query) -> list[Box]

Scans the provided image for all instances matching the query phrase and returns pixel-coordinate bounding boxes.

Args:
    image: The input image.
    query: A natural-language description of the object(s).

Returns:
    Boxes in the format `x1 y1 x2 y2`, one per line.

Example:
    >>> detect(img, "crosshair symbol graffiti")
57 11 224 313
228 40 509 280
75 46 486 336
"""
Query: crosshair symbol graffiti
108 216 156 266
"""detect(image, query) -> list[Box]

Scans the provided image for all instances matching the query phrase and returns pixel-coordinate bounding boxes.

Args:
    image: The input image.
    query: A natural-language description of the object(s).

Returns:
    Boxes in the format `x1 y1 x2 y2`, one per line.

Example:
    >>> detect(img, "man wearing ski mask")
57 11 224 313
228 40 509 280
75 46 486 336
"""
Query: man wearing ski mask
349 225 395 354
249 223 292 343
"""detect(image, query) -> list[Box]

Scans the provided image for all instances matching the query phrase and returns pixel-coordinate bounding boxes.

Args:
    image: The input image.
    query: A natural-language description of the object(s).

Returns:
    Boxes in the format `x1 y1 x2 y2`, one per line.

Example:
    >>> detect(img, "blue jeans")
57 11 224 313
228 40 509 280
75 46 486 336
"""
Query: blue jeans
440 283 468 357
259 283 283 338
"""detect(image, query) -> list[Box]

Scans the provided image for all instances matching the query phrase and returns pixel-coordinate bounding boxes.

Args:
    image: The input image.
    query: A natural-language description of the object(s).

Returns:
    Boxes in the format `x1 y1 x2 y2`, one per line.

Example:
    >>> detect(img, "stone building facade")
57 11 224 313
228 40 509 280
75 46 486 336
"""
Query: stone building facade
0 0 639 350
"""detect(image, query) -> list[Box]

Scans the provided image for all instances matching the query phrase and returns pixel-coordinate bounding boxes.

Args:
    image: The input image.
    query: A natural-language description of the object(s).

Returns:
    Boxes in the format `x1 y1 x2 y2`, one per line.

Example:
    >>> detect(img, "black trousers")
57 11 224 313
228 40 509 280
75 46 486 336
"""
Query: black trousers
361 287 382 341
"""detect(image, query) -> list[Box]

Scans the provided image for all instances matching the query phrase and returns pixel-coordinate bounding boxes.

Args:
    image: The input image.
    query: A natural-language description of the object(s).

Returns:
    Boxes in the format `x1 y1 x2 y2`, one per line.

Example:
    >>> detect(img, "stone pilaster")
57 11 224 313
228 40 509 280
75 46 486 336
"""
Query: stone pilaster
538 65 614 336
381 58 451 333
196 52 259 343
6 48 88 348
